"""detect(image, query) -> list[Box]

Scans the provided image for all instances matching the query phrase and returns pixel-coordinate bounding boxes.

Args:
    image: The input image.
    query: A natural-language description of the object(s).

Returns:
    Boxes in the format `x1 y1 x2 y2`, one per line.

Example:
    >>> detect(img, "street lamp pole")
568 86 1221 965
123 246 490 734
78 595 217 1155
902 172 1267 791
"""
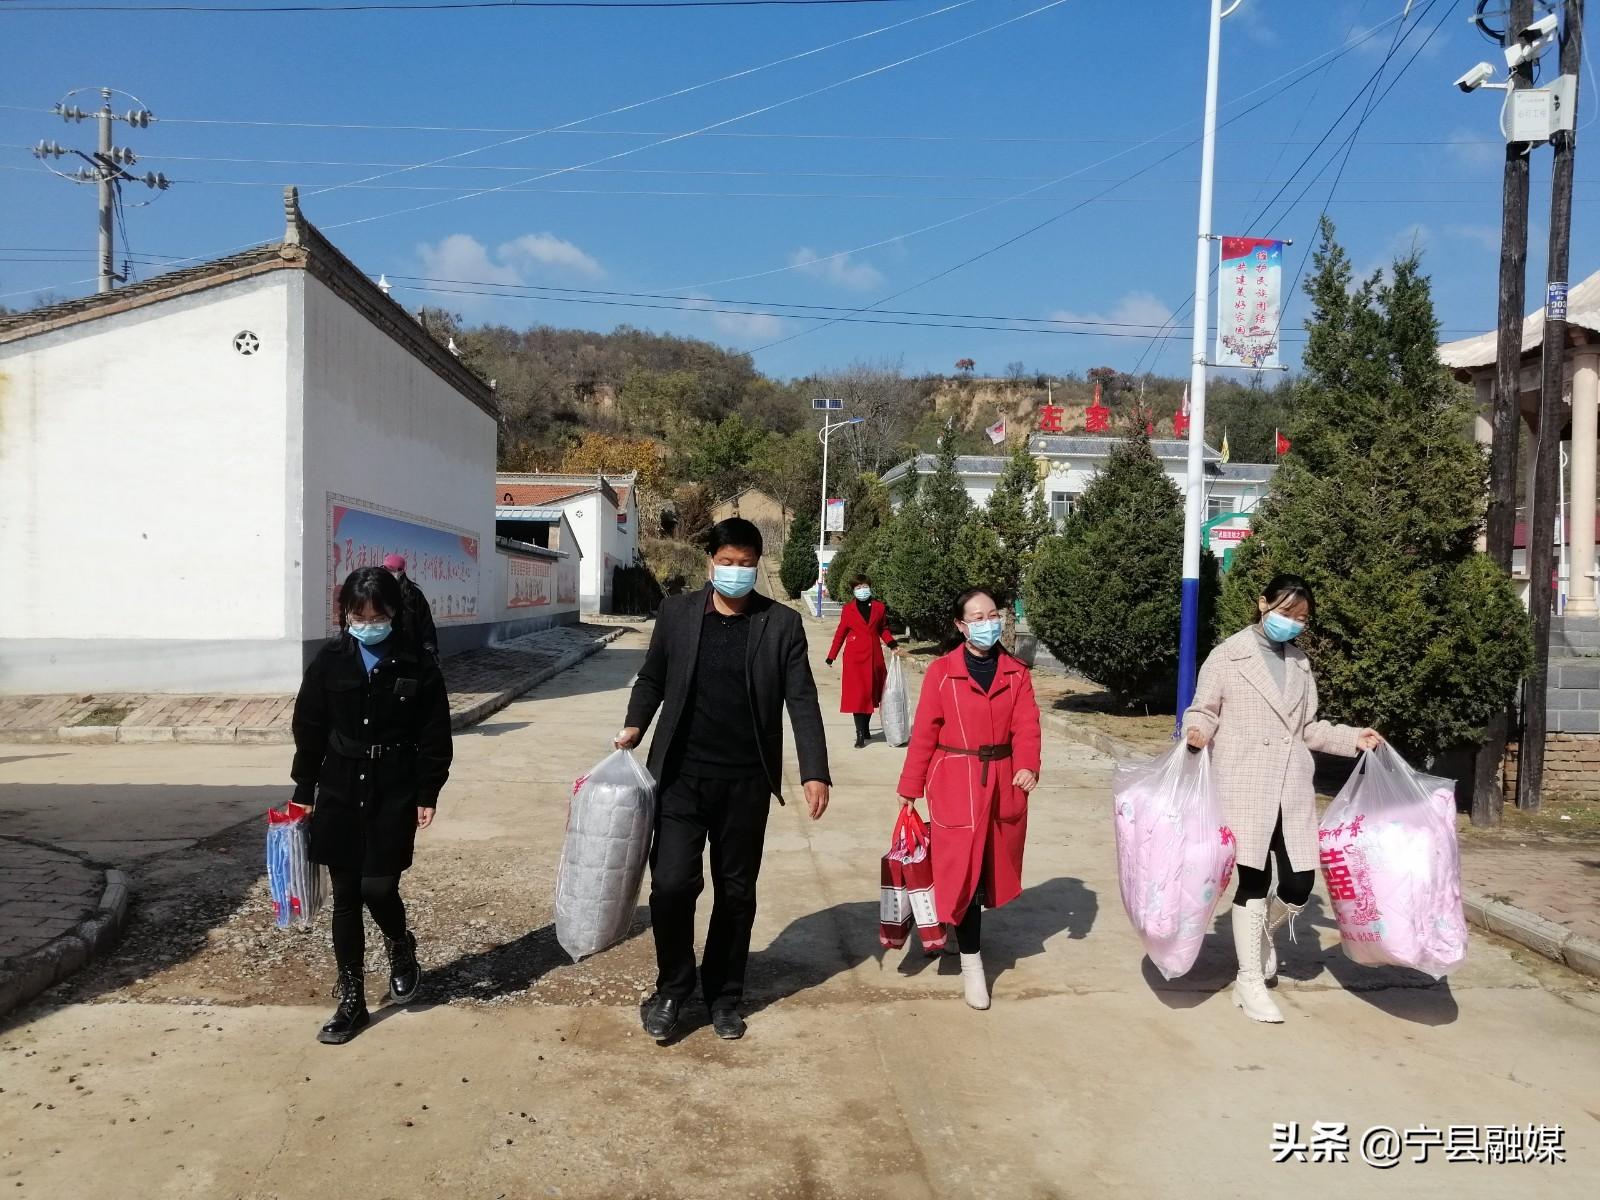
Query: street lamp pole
815 412 863 617
1177 0 1240 726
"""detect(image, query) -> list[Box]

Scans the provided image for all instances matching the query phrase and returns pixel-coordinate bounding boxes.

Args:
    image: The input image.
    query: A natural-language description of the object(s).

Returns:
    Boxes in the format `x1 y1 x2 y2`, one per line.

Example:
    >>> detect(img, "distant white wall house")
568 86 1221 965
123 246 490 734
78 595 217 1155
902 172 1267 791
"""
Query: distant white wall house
495 472 639 614
881 437 1276 535
0 188 558 695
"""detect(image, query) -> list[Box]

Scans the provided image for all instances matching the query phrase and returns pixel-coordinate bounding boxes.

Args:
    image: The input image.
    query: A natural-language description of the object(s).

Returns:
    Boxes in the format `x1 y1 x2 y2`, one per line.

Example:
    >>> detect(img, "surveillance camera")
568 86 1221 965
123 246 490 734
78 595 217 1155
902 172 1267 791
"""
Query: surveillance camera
1518 13 1559 43
1456 62 1496 92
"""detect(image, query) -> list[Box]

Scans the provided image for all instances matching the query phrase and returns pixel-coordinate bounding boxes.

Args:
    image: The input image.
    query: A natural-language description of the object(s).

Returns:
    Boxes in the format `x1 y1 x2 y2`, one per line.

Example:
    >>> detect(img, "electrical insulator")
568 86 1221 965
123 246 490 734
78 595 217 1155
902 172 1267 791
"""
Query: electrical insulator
32 139 66 159
109 147 137 166
125 109 154 128
141 171 169 191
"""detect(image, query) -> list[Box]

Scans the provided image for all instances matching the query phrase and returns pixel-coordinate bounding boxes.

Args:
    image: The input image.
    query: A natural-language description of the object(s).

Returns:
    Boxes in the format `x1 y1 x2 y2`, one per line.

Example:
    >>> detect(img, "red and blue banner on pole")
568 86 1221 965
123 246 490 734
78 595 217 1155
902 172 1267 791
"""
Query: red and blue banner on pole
1216 237 1283 370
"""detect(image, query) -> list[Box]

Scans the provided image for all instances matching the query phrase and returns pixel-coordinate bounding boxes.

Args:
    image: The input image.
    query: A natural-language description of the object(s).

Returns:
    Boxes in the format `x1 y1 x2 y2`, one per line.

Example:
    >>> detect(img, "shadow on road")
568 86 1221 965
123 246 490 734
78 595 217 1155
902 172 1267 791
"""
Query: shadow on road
421 908 651 1006
1141 894 1460 1024
744 876 1098 1013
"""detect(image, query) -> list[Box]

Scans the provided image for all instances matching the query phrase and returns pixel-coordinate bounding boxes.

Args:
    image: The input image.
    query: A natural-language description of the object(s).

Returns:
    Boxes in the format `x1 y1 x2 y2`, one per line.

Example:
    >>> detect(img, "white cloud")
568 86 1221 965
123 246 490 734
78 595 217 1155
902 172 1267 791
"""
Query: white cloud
416 233 523 287
499 232 604 280
414 230 605 302
1048 290 1175 334
788 246 886 292
683 294 785 342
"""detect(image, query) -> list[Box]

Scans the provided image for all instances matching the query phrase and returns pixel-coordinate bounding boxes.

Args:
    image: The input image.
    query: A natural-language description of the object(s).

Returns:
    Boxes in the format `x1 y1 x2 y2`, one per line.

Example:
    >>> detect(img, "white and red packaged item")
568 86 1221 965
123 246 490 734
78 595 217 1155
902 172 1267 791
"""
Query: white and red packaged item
1113 744 1237 980
1318 744 1468 979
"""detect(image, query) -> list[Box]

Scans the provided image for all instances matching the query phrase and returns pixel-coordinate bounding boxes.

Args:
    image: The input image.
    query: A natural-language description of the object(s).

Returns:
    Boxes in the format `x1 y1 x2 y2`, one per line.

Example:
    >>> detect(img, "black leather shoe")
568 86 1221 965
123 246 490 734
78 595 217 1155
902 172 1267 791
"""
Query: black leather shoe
854 734 867 749
710 1008 747 1040
386 930 421 1004
640 993 682 1043
318 967 370 1045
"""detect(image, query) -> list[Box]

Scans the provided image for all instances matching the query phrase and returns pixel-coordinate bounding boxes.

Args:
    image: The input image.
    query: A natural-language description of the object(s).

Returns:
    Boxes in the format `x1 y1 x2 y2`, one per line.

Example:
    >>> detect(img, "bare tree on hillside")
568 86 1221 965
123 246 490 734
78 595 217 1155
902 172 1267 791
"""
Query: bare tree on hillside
810 358 925 477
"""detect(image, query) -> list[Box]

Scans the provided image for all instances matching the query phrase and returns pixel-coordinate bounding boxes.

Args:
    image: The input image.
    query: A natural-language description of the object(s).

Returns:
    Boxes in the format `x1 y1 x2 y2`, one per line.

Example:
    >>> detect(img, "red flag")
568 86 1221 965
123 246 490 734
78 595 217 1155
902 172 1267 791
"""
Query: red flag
1173 409 1190 439
1276 429 1291 456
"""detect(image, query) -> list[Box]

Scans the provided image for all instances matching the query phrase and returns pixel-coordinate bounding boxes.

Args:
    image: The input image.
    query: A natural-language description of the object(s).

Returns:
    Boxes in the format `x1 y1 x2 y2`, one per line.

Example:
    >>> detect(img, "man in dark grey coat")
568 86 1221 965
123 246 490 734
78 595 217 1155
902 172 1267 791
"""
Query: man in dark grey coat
617 518 830 1043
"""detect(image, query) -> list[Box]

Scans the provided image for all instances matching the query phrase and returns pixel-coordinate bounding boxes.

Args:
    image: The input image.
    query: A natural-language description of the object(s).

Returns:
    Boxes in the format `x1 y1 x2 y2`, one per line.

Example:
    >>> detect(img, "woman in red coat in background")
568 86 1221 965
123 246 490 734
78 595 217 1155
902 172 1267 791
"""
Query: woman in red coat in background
826 575 899 749
896 588 1041 1010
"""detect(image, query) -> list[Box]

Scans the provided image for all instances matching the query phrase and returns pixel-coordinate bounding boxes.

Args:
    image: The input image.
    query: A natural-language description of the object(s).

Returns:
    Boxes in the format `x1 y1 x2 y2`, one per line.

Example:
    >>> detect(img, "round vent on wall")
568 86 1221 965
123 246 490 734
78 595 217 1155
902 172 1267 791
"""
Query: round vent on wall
233 331 261 356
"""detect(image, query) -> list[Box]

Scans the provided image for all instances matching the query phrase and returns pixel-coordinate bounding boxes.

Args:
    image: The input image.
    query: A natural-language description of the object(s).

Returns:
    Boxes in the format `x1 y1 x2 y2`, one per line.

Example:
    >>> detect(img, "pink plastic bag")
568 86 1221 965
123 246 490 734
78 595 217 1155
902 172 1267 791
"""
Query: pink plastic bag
1113 744 1237 980
1318 744 1468 979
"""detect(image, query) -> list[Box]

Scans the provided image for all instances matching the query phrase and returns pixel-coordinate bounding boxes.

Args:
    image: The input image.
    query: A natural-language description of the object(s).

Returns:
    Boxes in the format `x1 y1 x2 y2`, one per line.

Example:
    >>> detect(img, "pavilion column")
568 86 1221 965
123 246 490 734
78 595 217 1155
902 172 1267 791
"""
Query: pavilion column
1569 353 1599 616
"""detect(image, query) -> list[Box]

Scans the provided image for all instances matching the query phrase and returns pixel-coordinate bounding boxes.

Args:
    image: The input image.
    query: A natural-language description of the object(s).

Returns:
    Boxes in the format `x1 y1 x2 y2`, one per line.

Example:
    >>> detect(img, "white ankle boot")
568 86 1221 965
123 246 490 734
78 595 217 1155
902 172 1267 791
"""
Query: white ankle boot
1230 900 1283 1023
959 953 990 1010
1262 896 1304 981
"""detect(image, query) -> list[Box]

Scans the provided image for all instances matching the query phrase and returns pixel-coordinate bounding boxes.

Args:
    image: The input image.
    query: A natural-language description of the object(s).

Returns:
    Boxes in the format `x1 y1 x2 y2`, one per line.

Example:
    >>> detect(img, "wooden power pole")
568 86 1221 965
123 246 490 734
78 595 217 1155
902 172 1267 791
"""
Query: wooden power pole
1474 0 1536 827
1519 0 1585 813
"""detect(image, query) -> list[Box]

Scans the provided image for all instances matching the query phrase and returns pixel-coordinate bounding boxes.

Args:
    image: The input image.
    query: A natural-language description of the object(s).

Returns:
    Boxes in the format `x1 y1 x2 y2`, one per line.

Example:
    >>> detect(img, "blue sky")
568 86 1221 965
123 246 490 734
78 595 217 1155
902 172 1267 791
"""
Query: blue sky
1 0 1592 380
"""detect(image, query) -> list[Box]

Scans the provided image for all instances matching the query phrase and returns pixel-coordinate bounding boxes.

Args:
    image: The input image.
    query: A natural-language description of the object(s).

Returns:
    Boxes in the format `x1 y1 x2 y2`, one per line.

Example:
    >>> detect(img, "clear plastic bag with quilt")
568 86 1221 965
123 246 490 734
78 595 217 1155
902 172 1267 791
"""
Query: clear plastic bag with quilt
1317 743 1467 979
266 802 327 930
881 654 911 748
1112 744 1237 980
554 749 657 962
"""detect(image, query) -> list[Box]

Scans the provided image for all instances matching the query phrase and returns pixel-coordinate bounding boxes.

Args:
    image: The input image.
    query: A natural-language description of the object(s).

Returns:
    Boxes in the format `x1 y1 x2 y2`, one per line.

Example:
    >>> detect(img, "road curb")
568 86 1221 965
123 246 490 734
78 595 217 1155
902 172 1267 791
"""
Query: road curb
449 629 626 733
1460 891 1600 980
7 631 630 746
0 867 131 1022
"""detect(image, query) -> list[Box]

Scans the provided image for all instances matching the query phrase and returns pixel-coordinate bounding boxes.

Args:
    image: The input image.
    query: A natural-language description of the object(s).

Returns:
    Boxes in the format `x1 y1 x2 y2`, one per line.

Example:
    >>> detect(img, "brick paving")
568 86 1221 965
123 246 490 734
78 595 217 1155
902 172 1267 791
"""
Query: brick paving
0 839 103 965
1457 841 1600 946
0 623 620 745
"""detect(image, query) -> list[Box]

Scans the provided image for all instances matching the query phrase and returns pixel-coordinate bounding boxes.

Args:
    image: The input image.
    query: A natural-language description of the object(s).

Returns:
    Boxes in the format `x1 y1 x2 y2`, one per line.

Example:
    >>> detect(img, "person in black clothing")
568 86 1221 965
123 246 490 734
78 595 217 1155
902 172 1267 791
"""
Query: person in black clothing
291 567 453 1045
616 518 831 1043
384 554 439 661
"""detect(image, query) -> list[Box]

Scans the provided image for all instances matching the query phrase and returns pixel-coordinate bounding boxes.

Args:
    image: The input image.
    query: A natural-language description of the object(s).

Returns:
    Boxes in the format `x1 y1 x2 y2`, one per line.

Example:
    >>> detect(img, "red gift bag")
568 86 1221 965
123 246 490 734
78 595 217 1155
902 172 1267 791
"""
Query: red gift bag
878 808 946 953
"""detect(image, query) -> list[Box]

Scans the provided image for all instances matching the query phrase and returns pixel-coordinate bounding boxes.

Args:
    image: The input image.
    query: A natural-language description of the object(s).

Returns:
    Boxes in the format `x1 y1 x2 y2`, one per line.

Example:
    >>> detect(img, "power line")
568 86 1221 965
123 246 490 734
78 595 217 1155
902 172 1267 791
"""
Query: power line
6 145 1577 187
746 2 1439 354
665 9 1409 295
317 0 1076 231
300 0 980 203
1 0 923 11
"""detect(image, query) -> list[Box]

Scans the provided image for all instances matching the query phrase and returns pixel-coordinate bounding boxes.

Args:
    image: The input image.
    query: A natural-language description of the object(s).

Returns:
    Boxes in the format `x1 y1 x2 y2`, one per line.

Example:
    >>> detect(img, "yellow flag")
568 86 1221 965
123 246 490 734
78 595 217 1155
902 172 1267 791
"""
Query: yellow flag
1221 430 1231 464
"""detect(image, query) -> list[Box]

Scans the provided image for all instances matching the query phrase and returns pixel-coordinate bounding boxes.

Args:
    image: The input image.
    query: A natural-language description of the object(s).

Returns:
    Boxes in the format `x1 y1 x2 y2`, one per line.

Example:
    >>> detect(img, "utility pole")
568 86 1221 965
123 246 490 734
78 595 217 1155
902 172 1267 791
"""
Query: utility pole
1177 0 1241 726
33 88 169 293
1472 0 1536 827
1519 0 1585 813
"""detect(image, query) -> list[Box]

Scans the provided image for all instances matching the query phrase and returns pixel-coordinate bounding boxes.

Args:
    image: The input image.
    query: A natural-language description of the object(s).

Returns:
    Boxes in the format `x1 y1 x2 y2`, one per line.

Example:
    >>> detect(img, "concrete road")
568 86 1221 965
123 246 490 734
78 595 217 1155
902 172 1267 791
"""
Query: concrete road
2 626 1598 1199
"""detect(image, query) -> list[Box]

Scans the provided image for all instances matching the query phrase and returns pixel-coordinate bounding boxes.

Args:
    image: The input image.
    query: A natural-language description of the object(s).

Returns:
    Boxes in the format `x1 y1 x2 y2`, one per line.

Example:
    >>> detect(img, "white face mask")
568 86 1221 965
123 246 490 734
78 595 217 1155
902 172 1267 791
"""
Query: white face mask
854 586 872 602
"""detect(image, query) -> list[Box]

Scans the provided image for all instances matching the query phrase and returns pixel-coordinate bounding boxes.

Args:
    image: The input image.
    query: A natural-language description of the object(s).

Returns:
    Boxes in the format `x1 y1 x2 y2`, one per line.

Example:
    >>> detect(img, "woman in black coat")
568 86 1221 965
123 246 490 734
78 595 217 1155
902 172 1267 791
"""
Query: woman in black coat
291 566 453 1044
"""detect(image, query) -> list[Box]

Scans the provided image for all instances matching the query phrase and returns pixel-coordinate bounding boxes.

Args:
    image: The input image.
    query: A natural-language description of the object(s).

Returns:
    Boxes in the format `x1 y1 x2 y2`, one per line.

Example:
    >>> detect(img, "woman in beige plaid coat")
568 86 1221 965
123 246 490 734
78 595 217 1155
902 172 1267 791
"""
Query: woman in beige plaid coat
1182 574 1382 1025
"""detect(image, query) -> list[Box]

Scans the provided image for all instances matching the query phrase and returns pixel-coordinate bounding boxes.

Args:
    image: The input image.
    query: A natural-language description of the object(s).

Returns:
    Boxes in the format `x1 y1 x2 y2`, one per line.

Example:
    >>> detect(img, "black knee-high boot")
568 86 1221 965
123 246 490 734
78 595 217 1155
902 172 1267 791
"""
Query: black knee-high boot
854 713 871 747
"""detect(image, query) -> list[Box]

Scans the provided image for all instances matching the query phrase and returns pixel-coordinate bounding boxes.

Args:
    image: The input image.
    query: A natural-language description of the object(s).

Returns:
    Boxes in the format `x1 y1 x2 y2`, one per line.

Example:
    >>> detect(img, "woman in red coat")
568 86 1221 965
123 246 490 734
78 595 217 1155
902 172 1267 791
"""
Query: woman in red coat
896 588 1041 1010
826 575 898 749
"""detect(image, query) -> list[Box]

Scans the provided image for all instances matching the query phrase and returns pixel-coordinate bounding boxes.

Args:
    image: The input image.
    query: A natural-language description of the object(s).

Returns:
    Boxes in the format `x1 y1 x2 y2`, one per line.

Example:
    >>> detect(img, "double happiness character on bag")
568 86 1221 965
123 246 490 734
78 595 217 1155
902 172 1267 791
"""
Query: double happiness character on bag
1318 743 1468 979
1112 744 1237 980
879 807 946 953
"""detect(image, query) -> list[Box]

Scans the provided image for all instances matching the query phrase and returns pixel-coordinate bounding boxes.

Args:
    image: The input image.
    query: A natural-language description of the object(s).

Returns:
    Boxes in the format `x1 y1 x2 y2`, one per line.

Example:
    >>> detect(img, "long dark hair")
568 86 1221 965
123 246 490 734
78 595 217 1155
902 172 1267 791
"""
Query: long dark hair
1258 573 1315 622
940 587 1008 654
337 566 406 635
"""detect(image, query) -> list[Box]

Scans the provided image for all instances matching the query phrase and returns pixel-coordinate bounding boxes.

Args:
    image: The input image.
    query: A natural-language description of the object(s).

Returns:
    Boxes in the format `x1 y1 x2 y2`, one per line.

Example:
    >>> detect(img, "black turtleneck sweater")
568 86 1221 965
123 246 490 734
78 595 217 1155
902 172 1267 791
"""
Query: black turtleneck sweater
965 647 999 693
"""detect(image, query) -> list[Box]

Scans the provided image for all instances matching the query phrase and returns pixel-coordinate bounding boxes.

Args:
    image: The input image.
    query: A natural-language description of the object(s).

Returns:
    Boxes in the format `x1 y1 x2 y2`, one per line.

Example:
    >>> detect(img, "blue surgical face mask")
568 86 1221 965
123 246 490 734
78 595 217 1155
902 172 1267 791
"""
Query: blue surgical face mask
964 618 1003 650
348 620 392 646
854 586 873 601
1262 611 1305 643
711 565 758 598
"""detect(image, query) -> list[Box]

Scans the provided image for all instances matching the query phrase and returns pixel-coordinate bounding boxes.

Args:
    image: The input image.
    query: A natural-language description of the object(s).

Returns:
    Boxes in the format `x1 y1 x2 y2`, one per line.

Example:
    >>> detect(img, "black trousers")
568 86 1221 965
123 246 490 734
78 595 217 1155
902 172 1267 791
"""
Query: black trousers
329 869 407 975
1232 810 1316 908
648 772 772 1010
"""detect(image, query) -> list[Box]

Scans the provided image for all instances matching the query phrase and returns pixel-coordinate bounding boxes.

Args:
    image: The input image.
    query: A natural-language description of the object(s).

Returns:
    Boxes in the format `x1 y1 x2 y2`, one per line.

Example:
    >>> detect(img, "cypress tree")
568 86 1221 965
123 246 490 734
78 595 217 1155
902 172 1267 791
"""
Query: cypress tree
1222 219 1530 758
1026 431 1211 707
779 510 820 600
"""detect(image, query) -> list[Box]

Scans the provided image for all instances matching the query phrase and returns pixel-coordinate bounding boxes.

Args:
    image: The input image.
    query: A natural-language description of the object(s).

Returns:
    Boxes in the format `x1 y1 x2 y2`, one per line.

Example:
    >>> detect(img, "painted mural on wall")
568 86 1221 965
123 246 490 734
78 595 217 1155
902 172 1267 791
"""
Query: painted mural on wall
557 552 578 605
327 495 480 634
507 555 554 608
